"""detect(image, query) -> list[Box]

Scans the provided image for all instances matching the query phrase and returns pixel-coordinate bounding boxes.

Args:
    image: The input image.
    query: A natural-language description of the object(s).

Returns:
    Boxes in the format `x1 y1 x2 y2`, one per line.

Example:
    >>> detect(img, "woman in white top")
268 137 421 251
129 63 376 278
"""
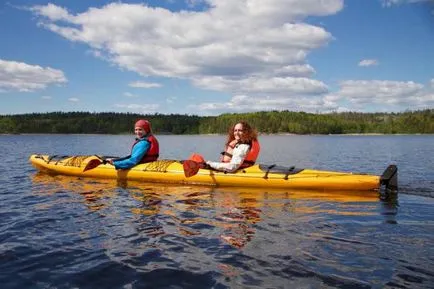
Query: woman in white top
205 121 260 173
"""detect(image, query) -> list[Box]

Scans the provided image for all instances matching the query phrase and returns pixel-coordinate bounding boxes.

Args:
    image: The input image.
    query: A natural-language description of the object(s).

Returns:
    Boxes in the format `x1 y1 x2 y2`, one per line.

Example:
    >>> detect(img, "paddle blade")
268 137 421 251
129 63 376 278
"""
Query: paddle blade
183 160 201 178
189 153 205 163
83 159 103 172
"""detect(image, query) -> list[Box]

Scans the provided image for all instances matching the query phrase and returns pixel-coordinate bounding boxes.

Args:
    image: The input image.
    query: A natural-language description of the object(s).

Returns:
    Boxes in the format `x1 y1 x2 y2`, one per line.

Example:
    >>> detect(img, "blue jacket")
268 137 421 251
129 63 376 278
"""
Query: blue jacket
113 138 150 169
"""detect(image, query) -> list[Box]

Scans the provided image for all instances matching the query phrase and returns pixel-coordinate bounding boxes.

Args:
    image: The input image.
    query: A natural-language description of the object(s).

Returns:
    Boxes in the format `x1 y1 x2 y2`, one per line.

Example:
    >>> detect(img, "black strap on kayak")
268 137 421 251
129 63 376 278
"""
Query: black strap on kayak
263 164 276 179
47 155 59 162
47 155 70 164
259 164 304 179
284 166 296 180
35 154 46 160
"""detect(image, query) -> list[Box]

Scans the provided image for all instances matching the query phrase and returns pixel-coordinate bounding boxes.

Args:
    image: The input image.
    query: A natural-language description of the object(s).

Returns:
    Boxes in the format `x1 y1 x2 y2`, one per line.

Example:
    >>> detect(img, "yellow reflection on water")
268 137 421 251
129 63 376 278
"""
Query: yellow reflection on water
31 173 119 212
31 173 382 248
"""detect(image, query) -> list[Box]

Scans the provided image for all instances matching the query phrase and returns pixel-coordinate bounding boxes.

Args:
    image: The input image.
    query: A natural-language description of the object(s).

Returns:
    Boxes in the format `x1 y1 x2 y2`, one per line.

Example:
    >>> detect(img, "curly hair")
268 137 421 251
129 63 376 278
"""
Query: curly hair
225 121 258 146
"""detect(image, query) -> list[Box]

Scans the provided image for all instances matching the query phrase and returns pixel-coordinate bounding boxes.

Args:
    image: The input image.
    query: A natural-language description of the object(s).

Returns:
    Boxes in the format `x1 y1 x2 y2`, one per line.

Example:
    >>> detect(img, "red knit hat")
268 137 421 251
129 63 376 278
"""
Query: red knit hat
135 119 151 132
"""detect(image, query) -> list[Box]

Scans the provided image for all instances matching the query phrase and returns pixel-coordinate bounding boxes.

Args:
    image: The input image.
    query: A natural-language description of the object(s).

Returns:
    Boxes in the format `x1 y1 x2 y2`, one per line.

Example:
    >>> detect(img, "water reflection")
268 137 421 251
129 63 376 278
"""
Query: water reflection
27 173 433 288
380 193 399 224
31 173 393 249
31 173 118 212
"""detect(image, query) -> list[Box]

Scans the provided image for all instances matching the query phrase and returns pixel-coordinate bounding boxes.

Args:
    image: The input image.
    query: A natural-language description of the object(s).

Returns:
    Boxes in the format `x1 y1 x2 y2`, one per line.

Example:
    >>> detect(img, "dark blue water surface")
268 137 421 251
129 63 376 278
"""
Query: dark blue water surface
0 134 433 288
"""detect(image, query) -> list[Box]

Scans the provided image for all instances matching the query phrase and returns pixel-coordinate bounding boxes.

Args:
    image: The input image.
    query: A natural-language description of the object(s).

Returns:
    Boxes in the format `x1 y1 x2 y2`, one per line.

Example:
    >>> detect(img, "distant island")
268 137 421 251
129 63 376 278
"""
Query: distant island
0 109 432 135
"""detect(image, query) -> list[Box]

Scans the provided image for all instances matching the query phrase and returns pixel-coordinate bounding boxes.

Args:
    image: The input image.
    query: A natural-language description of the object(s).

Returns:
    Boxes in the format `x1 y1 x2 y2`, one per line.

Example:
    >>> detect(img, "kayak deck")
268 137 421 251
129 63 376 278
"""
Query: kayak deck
29 154 398 192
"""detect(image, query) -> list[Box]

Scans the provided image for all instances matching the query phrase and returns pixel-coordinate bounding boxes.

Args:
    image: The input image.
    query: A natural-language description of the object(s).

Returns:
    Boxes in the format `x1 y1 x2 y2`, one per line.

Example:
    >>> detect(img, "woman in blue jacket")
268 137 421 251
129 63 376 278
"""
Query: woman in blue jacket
106 119 159 169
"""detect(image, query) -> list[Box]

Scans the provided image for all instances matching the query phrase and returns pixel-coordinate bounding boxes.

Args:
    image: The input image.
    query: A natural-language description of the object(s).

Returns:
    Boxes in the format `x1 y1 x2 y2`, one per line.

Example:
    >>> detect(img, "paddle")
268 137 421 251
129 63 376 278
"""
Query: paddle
83 155 110 172
183 160 204 177
183 153 207 178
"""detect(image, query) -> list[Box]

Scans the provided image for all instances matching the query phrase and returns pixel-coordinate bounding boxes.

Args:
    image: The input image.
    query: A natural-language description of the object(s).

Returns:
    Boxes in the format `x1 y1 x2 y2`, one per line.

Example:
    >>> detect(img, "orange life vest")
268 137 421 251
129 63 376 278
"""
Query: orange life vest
132 134 159 163
220 139 260 168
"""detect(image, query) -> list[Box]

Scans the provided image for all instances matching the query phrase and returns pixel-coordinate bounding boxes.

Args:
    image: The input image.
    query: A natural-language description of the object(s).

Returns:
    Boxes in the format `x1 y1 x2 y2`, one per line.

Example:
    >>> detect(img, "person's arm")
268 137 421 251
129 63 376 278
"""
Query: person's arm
113 140 150 169
206 144 249 172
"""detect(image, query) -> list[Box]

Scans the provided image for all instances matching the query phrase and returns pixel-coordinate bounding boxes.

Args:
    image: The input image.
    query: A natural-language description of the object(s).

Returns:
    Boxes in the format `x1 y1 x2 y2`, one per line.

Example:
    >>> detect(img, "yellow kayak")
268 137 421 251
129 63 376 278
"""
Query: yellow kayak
29 154 397 192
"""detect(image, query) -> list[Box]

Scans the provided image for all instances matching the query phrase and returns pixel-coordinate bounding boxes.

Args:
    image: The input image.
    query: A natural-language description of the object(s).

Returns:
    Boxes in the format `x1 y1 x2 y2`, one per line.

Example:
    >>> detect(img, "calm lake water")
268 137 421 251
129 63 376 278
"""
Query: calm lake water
1 134 433 288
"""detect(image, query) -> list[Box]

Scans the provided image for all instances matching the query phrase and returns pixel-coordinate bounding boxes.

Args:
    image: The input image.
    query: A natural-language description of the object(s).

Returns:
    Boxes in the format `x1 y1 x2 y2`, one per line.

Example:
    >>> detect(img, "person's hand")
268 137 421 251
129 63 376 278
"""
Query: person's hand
106 158 114 165
203 161 212 169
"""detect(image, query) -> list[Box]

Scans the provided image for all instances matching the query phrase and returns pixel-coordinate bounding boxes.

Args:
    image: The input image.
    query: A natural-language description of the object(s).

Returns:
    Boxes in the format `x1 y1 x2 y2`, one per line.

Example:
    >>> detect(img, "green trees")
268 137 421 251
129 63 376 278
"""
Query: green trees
0 109 432 134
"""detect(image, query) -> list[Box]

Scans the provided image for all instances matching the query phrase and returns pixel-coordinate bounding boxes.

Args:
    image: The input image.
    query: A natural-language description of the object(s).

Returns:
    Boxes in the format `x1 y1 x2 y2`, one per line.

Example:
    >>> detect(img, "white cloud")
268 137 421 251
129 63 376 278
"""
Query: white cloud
26 1 434 114
381 0 434 7
273 64 316 77
30 3 72 21
322 80 433 111
194 79 434 113
114 103 160 112
192 93 336 113
0 59 67 92
382 0 401 6
41 95 52 100
123 92 137 98
68 97 79 102
30 1 341 100
336 80 423 100
129 81 162 88
358 59 378 67
193 76 328 95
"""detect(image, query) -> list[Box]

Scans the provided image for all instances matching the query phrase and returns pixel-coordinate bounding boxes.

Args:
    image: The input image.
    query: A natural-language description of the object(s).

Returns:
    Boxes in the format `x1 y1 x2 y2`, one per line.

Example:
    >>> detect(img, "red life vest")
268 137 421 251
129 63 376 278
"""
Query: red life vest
132 134 159 163
220 139 260 169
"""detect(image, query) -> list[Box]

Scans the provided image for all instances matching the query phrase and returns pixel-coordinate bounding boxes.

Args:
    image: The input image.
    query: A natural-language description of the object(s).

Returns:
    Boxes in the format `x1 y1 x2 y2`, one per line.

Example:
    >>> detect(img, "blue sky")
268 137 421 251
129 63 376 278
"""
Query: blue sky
1 0 433 115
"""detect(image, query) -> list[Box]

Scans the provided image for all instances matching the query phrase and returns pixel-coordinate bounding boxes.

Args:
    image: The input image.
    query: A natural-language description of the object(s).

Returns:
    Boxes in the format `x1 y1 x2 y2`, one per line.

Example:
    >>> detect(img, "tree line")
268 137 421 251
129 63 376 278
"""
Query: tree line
0 109 432 134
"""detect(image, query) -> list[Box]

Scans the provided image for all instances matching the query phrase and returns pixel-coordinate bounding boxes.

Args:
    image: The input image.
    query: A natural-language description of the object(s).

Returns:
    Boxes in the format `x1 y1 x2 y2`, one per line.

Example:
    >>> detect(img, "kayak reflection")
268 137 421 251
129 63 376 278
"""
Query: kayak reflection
31 173 387 249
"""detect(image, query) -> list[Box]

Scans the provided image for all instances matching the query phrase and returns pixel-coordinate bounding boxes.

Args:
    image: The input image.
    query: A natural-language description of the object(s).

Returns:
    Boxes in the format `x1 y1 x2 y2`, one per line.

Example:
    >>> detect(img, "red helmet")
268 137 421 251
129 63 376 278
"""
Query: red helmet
135 119 151 132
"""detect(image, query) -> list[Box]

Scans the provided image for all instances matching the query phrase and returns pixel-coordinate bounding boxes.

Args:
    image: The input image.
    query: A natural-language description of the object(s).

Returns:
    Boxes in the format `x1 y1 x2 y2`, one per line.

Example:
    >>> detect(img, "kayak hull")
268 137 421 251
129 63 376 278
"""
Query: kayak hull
29 154 396 192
